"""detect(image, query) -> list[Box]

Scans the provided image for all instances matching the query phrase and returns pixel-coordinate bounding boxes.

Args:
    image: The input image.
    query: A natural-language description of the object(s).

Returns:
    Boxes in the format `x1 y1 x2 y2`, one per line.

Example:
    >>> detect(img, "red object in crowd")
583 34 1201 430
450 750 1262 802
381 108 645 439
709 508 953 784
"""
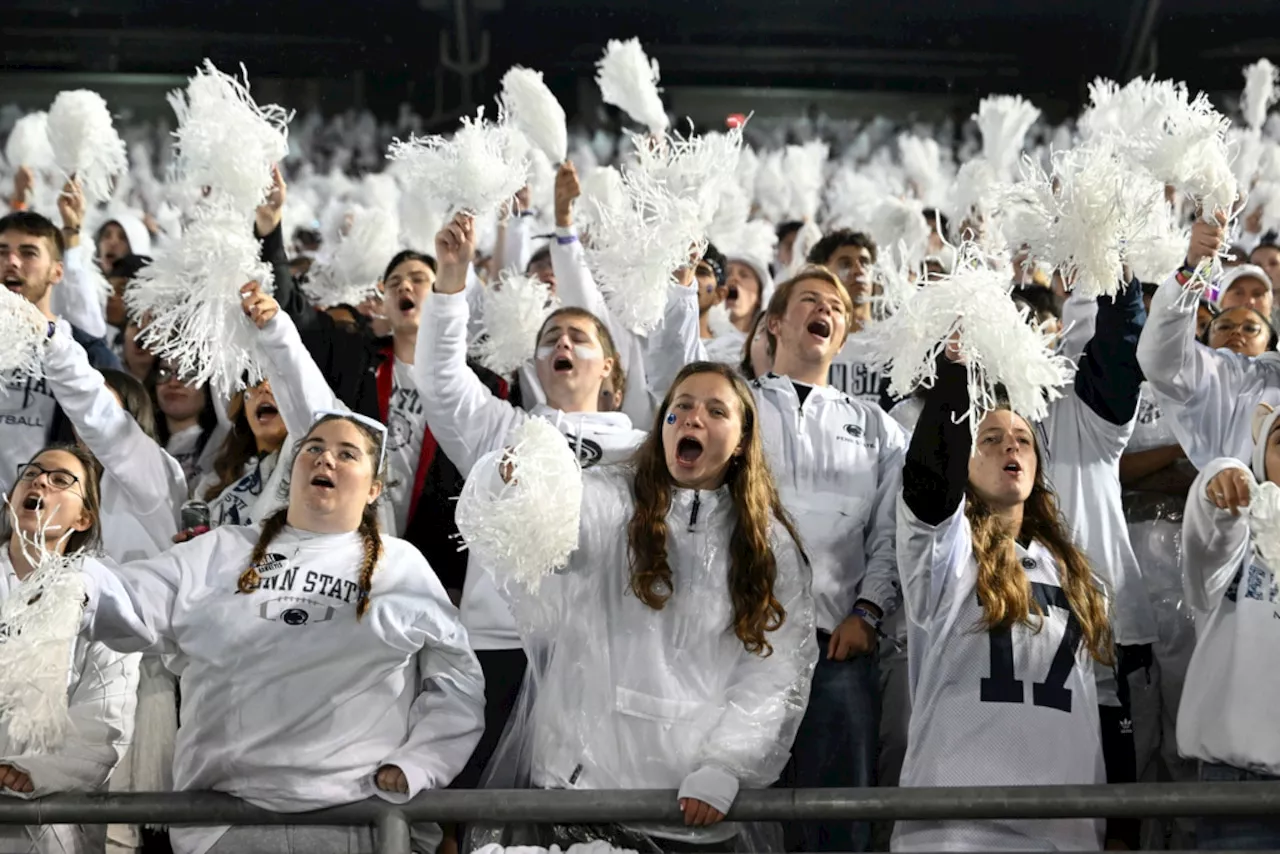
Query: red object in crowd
726 114 746 129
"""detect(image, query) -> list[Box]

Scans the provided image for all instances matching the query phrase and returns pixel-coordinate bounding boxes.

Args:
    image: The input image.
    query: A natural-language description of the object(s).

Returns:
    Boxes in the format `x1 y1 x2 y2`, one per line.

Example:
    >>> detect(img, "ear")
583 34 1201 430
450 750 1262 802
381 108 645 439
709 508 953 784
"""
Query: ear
765 312 781 339
1253 403 1275 444
599 356 615 381
71 507 93 535
367 479 384 506
50 260 65 285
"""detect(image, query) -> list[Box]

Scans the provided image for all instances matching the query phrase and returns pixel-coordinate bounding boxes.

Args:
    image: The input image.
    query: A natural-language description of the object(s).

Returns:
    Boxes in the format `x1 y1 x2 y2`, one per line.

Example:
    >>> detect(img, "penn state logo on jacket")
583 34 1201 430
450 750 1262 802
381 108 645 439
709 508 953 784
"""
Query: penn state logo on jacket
563 434 604 468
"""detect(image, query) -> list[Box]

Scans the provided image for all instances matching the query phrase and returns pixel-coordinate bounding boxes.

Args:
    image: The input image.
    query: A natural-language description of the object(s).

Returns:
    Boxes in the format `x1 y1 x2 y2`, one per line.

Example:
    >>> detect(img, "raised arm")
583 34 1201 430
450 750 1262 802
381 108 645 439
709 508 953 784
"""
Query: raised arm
43 328 187 520
80 546 192 657
1075 278 1146 426
52 178 108 340
1182 458 1254 612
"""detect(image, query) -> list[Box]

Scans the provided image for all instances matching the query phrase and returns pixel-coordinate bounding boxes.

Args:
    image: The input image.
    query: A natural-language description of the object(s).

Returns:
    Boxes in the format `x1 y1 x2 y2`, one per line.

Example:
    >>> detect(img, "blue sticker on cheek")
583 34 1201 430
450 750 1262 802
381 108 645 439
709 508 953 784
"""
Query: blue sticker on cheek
666 412 677 425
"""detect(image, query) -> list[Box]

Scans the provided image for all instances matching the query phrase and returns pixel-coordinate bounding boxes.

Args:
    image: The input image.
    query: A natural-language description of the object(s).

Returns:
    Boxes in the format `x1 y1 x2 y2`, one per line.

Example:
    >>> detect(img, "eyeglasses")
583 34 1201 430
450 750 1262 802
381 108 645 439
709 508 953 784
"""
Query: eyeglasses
16 463 81 492
1210 319 1267 338
156 363 194 385
309 409 389 471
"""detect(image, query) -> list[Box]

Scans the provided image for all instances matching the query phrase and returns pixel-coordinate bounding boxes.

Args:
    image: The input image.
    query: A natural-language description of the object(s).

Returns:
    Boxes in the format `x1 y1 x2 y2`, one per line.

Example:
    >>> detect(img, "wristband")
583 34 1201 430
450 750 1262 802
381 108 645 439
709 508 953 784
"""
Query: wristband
851 606 881 631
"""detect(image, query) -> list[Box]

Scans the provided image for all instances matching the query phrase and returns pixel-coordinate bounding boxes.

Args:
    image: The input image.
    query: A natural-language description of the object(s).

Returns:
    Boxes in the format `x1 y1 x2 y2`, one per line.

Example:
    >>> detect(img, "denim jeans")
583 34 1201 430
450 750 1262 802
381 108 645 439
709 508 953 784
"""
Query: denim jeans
1197 763 1280 850
780 636 879 852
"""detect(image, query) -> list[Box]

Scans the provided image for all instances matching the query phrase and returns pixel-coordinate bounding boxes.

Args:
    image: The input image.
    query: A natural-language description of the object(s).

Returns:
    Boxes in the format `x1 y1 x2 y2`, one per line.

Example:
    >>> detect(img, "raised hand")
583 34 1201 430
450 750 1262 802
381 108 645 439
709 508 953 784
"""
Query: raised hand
241 281 280 329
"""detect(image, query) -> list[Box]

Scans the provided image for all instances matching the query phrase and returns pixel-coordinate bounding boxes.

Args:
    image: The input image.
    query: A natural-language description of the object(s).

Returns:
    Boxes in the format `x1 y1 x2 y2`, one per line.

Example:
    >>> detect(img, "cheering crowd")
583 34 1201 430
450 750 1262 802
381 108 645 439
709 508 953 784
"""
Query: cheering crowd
1 39 1280 854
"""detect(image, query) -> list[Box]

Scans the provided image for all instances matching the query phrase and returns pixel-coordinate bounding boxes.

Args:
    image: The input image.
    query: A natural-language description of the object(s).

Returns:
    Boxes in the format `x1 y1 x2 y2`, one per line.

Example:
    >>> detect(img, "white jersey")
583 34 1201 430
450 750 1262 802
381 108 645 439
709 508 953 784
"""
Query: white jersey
752 372 907 631
80 525 484 854
1138 275 1280 468
1178 458 1280 775
827 344 890 409
1125 382 1178 454
385 359 427 536
893 497 1104 852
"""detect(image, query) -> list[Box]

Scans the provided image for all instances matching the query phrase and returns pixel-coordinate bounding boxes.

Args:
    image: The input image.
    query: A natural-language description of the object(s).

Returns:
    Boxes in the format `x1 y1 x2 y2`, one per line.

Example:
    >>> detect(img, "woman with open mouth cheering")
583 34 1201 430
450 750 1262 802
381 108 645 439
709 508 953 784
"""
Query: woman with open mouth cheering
75 411 485 854
462 361 816 853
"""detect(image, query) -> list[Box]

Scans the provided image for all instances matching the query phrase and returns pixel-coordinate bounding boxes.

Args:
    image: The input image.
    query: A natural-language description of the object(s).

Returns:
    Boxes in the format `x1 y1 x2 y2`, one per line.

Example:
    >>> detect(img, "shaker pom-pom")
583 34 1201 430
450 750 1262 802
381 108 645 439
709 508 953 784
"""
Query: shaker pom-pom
975 95 1041 181
46 90 128 204
1242 59 1279 133
167 61 292 216
473 270 557 376
595 39 669 134
500 66 568 163
305 206 401 309
4 113 55 173
455 416 583 591
0 288 50 379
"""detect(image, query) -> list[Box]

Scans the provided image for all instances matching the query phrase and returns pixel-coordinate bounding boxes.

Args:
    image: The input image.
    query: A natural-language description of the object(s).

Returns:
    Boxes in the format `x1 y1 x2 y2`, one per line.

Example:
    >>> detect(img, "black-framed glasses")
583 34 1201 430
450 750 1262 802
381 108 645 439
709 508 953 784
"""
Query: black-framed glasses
16 463 81 492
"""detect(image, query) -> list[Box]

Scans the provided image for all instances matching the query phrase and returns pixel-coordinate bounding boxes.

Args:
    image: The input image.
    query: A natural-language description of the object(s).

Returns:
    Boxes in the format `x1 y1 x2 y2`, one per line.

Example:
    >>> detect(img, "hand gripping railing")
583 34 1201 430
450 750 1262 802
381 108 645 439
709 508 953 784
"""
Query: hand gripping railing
2 783 1280 853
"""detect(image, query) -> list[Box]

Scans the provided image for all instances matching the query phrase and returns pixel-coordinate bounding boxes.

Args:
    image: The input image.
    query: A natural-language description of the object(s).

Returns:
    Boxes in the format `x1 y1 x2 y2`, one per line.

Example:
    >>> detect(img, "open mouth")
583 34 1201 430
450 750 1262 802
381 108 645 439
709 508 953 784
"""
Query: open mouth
553 356 574 373
726 286 740 301
1003 461 1022 474
675 437 704 466
398 297 415 313
3 278 21 293
21 495 42 512
255 404 279 423
310 474 335 490
807 318 832 339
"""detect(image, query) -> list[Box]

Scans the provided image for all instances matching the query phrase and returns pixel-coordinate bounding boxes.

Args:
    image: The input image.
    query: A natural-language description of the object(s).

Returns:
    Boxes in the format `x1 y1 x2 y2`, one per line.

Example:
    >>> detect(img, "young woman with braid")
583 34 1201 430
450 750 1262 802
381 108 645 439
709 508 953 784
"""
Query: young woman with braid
464 362 816 853
75 411 485 854
893 354 1115 852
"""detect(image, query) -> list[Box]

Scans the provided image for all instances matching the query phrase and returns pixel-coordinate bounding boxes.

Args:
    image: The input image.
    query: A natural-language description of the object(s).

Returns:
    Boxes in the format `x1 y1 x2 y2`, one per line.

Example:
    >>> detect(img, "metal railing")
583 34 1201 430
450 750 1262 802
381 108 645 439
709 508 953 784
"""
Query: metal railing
2 784 1280 853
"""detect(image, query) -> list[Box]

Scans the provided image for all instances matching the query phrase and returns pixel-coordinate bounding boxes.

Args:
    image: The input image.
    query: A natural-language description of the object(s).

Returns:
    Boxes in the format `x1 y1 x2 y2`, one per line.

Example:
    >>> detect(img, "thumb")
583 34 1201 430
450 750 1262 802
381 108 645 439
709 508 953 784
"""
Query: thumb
826 632 837 660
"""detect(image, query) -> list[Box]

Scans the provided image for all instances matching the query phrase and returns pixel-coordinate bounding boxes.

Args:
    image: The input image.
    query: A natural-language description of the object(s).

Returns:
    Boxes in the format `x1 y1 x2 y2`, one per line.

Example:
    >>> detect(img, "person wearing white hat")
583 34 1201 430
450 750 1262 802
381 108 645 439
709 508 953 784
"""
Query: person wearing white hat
1177 402 1280 848
1217 264 1273 319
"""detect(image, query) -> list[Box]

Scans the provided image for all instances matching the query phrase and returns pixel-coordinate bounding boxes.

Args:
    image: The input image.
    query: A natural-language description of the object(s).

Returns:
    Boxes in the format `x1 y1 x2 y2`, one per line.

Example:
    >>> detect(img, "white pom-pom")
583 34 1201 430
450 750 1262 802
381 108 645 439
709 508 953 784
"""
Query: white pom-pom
582 168 705 333
455 417 583 591
0 525 87 753
500 67 568 163
1127 187 1190 284
1248 478 1280 569
306 206 401 308
4 113 55 172
1138 88 1238 221
167 61 291 216
126 209 274 399
784 141 829 222
754 150 791 224
0 288 50 378
786 219 824 278
628 124 745 231
46 90 127 204
899 134 950 207
595 39 668 134
1242 59 1279 133
848 243 1073 432
976 95 1041 180
822 166 885 233
948 157 1003 223
868 196 932 269
473 270 557 376
387 108 531 219
574 165 625 233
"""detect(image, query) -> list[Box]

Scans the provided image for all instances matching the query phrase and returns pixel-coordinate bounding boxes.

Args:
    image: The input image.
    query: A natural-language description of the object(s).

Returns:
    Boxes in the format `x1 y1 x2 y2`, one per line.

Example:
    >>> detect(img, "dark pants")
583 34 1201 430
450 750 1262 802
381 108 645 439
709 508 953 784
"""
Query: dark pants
452 647 528 790
1197 764 1280 850
779 633 879 852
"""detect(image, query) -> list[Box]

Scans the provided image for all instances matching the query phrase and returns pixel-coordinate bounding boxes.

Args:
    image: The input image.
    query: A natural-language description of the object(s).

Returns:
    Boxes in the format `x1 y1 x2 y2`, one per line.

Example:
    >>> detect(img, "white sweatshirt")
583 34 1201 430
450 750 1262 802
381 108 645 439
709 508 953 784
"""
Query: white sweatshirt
0 550 139 854
415 289 646 649
79 524 485 854
468 458 817 843
1137 274 1280 468
42 329 187 562
0 319 72 499
893 498 1104 852
52 245 107 341
1177 458 1280 775
751 372 908 631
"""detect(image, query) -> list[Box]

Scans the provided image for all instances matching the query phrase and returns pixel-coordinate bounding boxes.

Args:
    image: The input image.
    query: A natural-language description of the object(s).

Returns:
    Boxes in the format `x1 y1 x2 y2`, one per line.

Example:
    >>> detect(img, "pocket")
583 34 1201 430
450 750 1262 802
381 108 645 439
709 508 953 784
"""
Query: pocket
614 685 705 723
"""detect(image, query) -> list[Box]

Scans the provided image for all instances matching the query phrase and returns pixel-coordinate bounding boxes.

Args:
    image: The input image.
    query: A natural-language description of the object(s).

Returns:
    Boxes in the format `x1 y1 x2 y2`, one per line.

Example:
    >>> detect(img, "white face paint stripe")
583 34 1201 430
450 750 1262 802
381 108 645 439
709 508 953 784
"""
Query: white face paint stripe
536 344 603 362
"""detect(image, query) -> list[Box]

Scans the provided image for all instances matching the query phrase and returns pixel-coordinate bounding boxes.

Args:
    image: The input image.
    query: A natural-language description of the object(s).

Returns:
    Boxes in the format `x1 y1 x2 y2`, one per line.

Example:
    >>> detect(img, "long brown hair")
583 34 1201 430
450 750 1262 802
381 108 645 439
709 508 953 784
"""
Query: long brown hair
203 387 285 501
627 361 804 656
967 406 1113 664
235 414 385 619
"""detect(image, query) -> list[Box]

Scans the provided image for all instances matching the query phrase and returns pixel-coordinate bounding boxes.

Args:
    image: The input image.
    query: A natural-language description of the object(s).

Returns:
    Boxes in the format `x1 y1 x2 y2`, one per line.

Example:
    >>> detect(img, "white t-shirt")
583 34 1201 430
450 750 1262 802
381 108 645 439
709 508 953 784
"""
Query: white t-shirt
197 453 280 529
1125 382 1179 454
0 372 59 498
385 359 427 536
828 344 891 409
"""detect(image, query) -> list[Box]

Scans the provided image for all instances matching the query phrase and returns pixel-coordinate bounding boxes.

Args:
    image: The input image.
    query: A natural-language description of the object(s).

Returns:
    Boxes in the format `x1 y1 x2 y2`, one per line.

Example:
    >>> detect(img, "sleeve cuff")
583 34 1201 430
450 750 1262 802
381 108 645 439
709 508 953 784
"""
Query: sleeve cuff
678 764 739 815
372 760 430 804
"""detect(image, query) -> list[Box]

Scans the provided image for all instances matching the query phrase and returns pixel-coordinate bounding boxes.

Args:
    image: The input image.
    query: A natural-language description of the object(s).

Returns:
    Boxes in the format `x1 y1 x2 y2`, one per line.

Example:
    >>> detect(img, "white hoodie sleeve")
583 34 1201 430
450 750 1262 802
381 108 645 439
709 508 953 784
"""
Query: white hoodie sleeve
54 244 107 339
375 547 485 799
80 543 197 657
689 528 817 789
859 416 909 617
1182 458 1254 613
255 311 344 441
43 329 187 518
643 284 704 407
414 289 526 478
1136 276 1256 467
4 642 139 795
499 213 535 277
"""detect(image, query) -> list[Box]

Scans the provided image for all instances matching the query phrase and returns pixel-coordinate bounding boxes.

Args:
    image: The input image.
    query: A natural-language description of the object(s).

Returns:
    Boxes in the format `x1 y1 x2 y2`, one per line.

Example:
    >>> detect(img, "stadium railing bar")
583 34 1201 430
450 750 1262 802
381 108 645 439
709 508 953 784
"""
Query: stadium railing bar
2 784 1280 854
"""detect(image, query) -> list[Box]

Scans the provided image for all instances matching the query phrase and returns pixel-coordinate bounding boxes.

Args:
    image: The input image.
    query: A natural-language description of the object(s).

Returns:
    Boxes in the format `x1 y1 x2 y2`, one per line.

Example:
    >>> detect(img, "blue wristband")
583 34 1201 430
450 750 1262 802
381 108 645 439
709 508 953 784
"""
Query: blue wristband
851 606 881 631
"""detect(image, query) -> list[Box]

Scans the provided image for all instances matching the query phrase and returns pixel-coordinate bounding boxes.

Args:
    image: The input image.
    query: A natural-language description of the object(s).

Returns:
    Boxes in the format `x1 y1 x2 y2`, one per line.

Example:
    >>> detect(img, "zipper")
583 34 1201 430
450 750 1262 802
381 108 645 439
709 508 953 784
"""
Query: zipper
688 491 701 531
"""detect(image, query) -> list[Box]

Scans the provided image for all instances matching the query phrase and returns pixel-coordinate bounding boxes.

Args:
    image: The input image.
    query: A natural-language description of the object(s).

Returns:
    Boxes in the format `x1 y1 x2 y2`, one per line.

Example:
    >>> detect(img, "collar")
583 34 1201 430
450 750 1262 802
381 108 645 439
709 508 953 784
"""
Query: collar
757 371 844 401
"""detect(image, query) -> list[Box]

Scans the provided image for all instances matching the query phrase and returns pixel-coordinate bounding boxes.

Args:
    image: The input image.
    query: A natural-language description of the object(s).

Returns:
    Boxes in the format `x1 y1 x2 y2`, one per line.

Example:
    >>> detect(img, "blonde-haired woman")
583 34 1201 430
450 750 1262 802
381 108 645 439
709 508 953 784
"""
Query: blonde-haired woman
893 355 1114 852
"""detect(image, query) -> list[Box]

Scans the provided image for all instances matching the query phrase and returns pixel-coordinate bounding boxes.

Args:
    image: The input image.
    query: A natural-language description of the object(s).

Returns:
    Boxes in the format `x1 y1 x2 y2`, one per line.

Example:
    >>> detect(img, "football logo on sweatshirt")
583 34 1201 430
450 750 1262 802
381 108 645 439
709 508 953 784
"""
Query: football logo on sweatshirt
259 597 336 626
563 434 603 468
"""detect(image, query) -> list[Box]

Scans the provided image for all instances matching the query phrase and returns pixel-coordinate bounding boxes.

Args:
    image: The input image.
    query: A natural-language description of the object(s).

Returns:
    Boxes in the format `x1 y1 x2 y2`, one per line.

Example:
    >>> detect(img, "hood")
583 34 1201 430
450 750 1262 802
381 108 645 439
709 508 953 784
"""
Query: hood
725 251 776 311
96 212 153 258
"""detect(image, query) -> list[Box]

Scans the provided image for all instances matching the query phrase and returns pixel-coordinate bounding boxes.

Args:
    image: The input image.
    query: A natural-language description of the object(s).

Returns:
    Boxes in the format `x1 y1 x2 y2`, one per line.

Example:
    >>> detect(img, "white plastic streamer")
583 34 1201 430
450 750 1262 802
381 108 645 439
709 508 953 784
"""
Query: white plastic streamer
847 243 1073 433
0 288 50 379
4 113 55 172
126 209 274 398
753 150 791 224
500 66 568 163
387 108 531 219
582 168 706 333
867 196 932 270
0 519 87 753
455 416 583 591
46 91 128 204
975 95 1041 180
576 165 626 233
898 133 951 208
784 141 829 222
474 270 557 376
167 61 291 217
1242 59 1279 133
305 206 400 308
595 39 669 134
628 124 744 230
1137 88 1238 221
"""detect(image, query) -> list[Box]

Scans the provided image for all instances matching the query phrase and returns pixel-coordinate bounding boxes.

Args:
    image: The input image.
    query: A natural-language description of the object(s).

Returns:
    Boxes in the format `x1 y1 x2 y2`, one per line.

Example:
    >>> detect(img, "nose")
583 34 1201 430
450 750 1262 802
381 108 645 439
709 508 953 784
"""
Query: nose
313 448 337 468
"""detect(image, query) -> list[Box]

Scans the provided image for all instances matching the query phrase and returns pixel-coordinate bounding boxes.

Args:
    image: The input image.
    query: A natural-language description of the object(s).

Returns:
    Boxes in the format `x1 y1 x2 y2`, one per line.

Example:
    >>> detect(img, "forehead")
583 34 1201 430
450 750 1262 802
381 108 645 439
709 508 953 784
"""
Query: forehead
727 261 759 280
0 229 52 253
828 243 873 262
540 314 599 338
100 222 127 238
977 409 1033 435
387 259 434 280
1217 306 1261 323
31 449 85 475
788 278 844 306
303 418 372 448
673 372 740 408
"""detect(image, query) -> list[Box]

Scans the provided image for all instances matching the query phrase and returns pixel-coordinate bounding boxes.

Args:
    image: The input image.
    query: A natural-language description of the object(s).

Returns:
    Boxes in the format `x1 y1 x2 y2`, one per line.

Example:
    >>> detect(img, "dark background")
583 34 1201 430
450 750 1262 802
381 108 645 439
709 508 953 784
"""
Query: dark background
2 0 1278 128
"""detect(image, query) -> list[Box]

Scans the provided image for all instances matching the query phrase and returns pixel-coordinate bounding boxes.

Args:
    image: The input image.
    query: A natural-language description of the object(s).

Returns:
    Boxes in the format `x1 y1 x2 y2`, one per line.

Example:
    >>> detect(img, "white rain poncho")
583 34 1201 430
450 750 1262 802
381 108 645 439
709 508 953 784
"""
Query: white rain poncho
460 459 817 852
